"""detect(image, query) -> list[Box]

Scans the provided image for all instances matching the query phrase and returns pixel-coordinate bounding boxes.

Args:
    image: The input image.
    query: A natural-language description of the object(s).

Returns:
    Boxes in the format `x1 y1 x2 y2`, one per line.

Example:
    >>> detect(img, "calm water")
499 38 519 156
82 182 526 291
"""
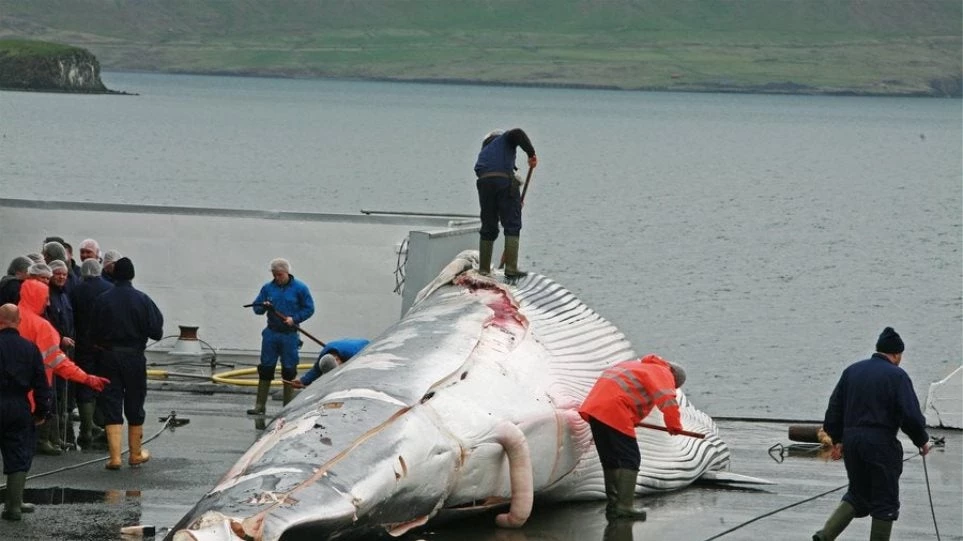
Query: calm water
1 72 960 420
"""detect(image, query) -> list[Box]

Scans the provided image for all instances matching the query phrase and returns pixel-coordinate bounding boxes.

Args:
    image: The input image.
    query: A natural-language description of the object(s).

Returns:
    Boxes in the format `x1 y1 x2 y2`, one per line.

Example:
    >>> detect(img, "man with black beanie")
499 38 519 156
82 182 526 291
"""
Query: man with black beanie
813 327 930 541
91 257 163 470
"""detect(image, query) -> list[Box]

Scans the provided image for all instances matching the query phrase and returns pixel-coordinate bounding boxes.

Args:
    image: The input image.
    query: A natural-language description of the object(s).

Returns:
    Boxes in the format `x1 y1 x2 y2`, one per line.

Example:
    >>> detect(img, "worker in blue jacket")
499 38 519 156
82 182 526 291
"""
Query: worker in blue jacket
0 304 52 521
474 128 537 278
290 338 369 389
813 327 930 541
248 258 315 414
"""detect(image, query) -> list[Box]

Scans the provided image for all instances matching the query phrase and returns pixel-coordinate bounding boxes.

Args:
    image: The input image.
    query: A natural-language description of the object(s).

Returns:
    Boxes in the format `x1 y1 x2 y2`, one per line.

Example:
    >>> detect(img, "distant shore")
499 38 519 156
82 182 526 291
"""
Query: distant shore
110 68 963 99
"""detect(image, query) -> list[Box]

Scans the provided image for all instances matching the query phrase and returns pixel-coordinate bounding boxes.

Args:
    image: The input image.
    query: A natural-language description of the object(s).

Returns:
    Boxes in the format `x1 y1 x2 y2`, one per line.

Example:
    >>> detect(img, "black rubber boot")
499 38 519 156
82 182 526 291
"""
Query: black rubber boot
77 402 97 448
2 472 26 521
247 379 271 415
610 469 647 521
813 501 856 541
35 422 61 456
478 239 494 275
503 236 527 278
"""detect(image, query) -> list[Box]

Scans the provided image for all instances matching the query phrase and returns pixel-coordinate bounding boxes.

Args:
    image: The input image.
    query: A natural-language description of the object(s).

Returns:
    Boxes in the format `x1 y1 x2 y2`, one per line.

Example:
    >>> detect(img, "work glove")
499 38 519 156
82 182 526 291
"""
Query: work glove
84 375 110 392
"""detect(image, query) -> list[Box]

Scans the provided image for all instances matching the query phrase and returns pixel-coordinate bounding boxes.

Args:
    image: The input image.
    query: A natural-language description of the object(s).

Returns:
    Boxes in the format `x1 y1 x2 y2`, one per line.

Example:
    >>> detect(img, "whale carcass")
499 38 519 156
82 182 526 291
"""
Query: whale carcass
169 252 770 541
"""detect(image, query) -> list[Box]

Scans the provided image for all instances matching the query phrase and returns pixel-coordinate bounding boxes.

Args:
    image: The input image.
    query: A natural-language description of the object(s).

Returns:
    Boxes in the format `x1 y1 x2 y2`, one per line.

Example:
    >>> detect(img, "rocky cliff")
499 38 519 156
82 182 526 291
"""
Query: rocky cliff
0 39 109 92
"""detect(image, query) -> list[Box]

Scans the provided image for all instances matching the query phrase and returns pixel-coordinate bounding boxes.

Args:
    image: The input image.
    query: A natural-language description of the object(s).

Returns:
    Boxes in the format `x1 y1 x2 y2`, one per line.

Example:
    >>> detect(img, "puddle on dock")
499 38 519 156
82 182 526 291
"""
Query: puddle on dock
13 487 143 506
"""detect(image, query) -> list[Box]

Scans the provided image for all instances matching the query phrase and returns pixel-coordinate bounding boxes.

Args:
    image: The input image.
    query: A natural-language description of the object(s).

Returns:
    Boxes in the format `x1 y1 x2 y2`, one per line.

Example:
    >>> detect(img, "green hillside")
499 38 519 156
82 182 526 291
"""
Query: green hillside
1 0 960 95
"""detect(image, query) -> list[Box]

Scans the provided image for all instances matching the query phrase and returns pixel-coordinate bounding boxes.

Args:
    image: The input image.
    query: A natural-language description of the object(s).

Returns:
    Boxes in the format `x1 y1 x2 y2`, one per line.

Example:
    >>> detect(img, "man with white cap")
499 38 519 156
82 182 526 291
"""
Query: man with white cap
473 128 538 278
248 258 315 414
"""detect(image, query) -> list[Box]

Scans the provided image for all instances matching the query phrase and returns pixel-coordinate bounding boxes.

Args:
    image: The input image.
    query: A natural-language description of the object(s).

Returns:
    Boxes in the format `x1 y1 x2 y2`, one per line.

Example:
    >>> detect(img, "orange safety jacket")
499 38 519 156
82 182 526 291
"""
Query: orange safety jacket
578 354 683 438
17 280 91 389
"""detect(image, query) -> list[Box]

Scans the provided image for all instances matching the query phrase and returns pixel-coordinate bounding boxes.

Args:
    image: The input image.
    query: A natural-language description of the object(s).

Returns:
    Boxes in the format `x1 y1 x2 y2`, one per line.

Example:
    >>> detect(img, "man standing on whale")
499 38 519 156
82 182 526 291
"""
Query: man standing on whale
474 128 537 277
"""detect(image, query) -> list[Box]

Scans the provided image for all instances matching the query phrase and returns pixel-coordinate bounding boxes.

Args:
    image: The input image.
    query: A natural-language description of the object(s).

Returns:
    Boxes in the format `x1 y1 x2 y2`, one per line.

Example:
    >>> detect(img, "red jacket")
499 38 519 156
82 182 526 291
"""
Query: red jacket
17 279 91 386
579 354 683 438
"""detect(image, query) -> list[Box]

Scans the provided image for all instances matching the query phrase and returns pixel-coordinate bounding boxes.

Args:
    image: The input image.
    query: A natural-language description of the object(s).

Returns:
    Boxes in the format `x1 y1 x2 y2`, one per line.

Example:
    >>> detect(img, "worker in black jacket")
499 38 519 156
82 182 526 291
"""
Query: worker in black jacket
0 303 52 521
814 327 930 541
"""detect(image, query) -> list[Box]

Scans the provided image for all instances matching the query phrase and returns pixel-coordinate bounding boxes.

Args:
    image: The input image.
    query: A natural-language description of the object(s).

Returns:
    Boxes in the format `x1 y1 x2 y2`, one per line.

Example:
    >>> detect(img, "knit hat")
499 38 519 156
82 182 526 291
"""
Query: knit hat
113 257 135 281
876 327 905 354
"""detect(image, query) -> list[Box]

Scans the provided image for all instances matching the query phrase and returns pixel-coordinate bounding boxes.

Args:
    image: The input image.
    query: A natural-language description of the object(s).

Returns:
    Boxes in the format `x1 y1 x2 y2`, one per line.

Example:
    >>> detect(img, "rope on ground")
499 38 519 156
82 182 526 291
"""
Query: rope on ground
702 447 942 541
0 412 181 490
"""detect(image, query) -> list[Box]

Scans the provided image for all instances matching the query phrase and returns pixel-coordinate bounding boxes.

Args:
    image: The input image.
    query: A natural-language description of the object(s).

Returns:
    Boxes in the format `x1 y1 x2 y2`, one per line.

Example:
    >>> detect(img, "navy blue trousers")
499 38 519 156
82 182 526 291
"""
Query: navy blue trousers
258 328 301 381
842 429 903 520
476 176 522 241
1 399 37 473
589 416 641 470
96 350 147 426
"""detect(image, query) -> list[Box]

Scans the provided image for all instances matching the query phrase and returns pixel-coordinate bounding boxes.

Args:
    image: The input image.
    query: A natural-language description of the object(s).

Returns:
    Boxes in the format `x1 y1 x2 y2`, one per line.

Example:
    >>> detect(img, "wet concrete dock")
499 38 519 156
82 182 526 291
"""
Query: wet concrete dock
2 384 960 541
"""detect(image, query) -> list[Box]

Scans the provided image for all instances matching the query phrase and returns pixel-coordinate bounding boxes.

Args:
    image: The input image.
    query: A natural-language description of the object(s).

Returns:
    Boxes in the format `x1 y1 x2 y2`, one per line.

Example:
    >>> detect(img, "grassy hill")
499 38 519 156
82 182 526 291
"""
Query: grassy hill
0 0 960 96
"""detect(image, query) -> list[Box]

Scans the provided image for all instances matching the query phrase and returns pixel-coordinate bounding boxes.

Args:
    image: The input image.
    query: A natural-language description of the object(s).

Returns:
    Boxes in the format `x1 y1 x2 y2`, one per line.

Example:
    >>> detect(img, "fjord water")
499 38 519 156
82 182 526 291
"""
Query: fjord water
1 72 960 420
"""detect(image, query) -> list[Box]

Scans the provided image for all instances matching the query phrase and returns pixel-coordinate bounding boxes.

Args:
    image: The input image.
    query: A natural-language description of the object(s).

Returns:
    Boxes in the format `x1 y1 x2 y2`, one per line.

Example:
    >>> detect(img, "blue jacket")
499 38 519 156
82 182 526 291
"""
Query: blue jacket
0 327 52 418
69 275 113 352
46 284 75 340
823 353 929 448
474 128 536 177
301 338 369 385
252 275 315 332
92 281 164 349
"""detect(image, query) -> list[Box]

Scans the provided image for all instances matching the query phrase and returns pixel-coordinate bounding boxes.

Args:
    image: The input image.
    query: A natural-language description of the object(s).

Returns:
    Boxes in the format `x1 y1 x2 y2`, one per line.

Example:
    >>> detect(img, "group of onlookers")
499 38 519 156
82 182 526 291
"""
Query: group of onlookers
0 236 163 521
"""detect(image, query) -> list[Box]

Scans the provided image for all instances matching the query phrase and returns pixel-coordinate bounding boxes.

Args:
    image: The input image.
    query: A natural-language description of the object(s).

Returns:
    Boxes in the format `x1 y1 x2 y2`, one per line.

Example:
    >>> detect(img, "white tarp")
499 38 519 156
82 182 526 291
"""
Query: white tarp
924 366 962 429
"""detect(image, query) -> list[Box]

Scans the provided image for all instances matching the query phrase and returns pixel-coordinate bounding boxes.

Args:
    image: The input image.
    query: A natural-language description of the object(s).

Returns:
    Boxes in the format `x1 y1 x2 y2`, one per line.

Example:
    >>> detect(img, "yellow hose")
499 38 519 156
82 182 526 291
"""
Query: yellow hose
147 364 314 386
211 364 314 386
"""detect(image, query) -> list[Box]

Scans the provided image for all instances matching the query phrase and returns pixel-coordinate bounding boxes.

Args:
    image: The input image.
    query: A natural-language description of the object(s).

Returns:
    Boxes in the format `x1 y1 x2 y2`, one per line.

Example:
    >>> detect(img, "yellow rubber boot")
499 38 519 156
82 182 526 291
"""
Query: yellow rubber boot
128 425 150 466
105 424 123 470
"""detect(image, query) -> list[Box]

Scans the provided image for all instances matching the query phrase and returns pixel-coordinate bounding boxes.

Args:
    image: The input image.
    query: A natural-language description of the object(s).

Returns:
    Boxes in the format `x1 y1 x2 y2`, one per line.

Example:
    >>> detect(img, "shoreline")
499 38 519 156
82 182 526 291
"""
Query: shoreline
90 68 962 99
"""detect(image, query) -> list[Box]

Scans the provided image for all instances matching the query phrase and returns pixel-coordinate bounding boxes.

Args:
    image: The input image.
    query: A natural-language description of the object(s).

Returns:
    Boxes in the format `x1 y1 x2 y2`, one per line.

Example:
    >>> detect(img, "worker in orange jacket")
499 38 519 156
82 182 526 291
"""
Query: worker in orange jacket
579 353 687 521
16 280 109 454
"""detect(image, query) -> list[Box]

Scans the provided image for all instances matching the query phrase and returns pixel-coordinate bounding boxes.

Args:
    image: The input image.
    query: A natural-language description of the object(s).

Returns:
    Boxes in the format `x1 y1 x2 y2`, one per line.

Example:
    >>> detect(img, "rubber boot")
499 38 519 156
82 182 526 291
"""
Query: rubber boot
282 382 296 406
77 402 96 448
602 469 619 519
47 411 65 448
128 425 150 466
813 501 856 541
478 239 494 275
35 422 61 456
503 236 527 278
105 424 123 470
2 472 26 521
58 411 76 450
611 469 647 520
246 379 271 415
869 518 893 541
